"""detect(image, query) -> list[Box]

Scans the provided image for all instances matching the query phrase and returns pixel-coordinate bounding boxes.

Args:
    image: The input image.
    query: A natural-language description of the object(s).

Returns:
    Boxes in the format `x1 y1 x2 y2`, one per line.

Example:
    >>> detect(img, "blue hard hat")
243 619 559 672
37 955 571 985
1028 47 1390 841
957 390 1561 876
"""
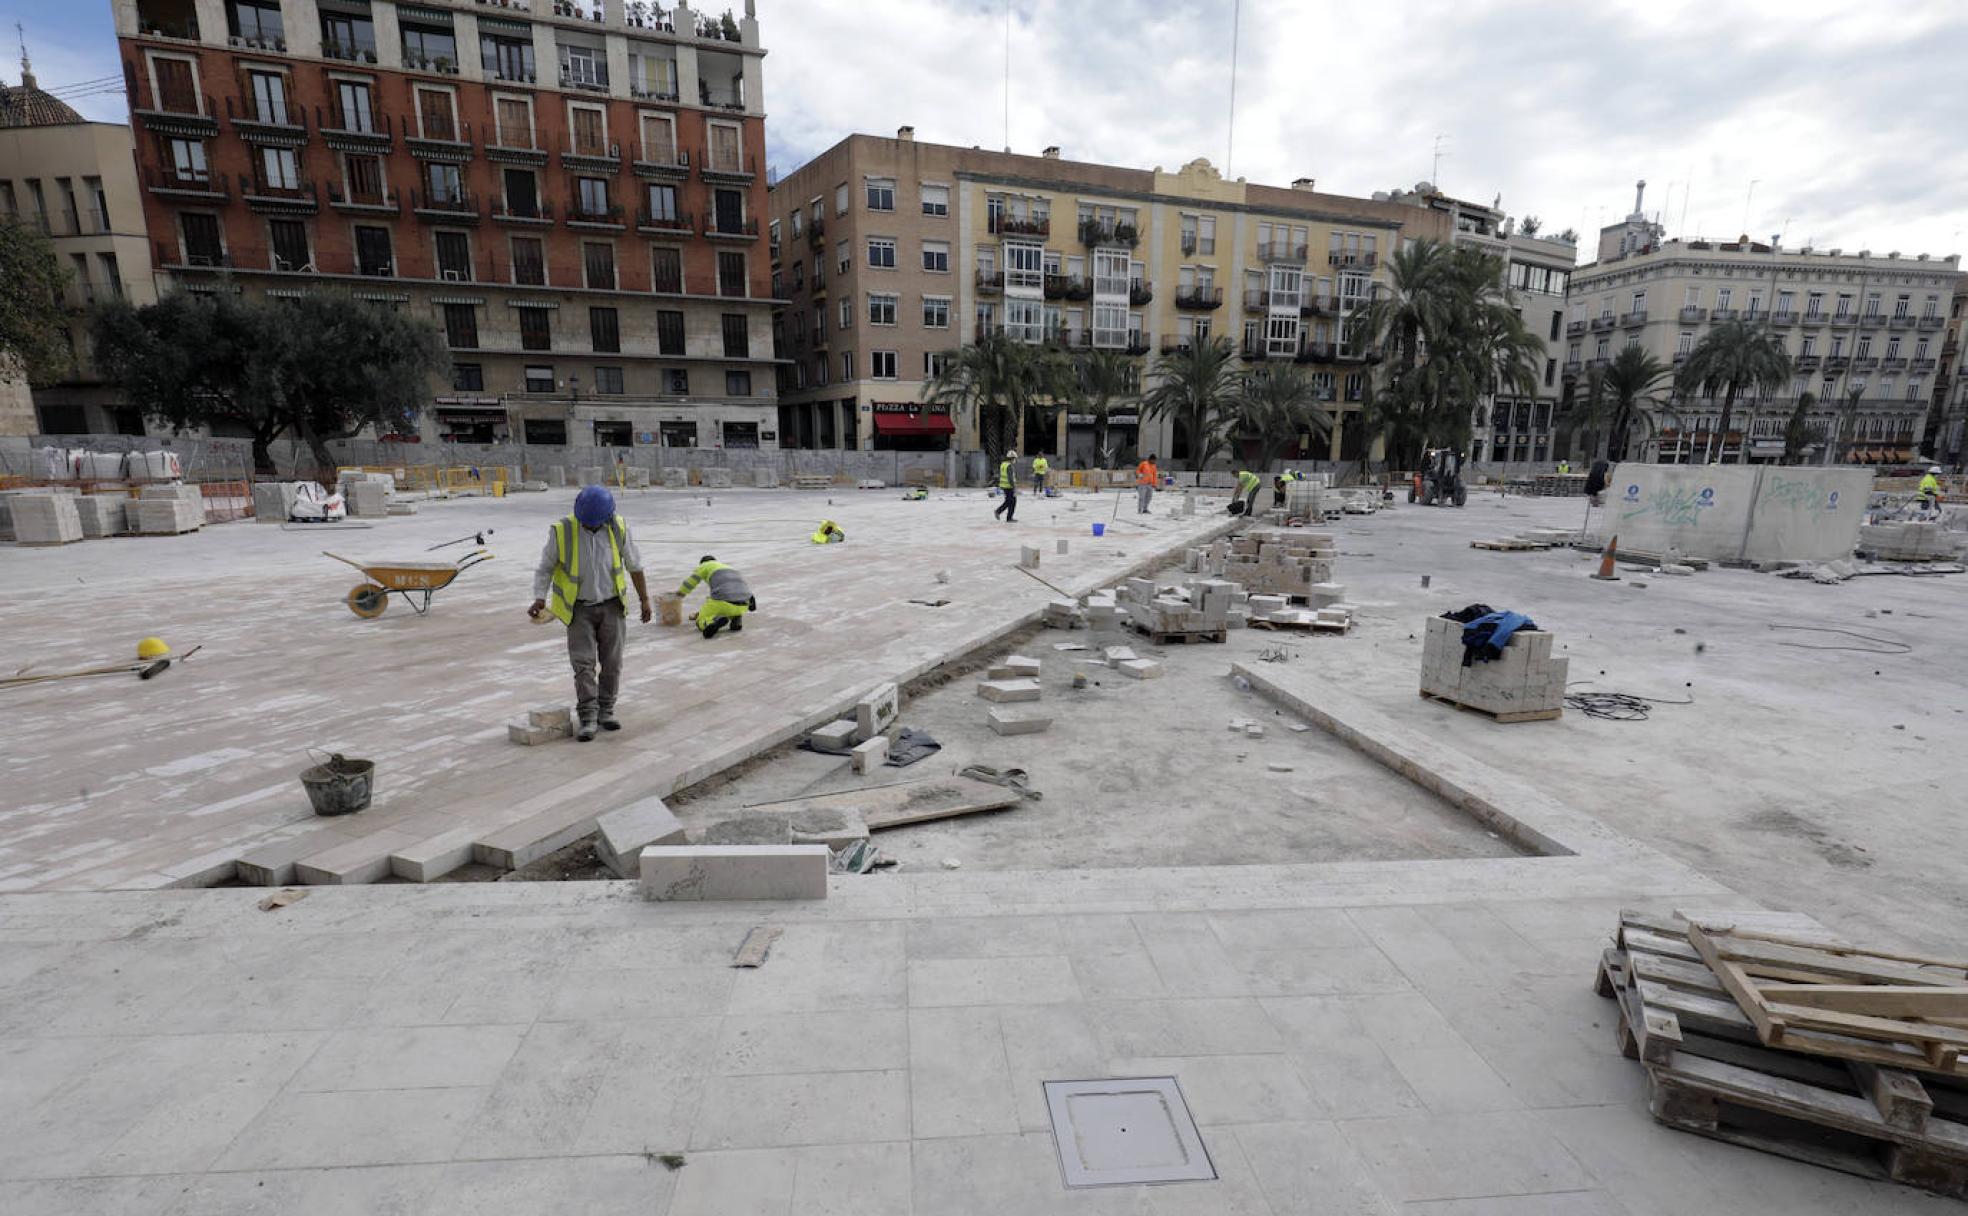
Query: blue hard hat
574 485 616 527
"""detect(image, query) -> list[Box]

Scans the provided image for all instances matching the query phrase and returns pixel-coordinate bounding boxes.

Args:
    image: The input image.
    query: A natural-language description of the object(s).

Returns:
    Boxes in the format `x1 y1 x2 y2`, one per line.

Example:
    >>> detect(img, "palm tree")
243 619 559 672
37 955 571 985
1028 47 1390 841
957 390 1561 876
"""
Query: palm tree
1675 318 1792 463
1820 383 1866 466
1782 390 1820 464
922 331 1052 461
1230 365 1332 471
1566 344 1672 461
1061 348 1139 467
1141 335 1240 470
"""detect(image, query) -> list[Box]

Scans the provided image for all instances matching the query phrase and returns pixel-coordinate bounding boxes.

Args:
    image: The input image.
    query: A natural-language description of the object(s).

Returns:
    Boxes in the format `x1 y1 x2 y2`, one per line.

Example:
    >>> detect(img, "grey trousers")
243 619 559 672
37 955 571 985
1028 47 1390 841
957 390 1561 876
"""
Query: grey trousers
1136 484 1153 513
566 599 625 722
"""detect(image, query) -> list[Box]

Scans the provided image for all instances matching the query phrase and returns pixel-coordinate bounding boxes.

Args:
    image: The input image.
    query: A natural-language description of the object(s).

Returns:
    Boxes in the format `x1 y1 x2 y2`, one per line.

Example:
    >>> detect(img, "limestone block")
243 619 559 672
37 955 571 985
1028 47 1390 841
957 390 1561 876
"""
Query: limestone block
1117 659 1163 680
347 481 389 518
544 466 568 486
851 735 889 774
1020 545 1041 569
855 682 899 741
977 679 1042 702
639 845 829 901
1002 655 1041 677
594 796 688 878
1245 723 1264 737
661 466 687 488
73 496 125 538
507 719 562 745
10 493 83 544
251 482 297 523
704 467 734 489
580 467 605 486
753 467 778 488
988 708 1052 735
1055 538 1069 554
809 718 858 749
1101 645 1137 666
528 706 574 732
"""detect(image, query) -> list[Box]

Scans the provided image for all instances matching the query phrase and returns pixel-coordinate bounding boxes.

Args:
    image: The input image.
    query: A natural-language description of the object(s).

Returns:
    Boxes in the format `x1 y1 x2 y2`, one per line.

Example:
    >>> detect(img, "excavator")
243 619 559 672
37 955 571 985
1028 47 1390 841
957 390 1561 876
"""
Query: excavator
1409 448 1469 507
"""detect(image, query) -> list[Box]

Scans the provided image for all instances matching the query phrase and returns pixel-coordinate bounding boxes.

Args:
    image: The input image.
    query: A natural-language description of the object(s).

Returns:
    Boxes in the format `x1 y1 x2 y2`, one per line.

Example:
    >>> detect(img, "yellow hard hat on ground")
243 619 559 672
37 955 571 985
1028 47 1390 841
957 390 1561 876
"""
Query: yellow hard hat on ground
137 637 171 660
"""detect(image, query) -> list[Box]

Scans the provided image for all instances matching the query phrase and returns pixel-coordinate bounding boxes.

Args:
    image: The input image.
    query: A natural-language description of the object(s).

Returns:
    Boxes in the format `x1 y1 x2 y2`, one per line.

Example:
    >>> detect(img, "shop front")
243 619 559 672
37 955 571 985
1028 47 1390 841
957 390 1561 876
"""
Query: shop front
870 401 955 451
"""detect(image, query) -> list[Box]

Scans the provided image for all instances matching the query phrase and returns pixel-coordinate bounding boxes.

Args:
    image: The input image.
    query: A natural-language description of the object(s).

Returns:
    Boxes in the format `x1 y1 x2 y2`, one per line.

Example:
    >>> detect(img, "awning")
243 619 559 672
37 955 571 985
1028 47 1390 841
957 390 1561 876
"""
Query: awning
872 412 955 436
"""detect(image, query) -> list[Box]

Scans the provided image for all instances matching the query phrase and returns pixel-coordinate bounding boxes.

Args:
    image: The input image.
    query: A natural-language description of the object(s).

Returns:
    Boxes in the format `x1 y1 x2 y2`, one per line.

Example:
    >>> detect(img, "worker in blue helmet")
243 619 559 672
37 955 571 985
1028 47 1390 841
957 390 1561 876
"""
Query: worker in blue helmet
528 486 650 740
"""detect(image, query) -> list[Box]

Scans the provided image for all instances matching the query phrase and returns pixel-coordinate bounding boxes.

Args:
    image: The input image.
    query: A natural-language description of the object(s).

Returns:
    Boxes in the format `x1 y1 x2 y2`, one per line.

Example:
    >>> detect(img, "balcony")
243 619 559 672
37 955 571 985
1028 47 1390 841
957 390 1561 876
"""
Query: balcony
485 135 550 167
1709 308 1737 322
1259 241 1308 263
1620 310 1647 328
558 67 610 94
1126 329 1151 355
1855 311 1884 328
318 101 392 152
411 189 481 224
326 182 400 215
561 142 623 174
131 84 218 138
1079 218 1139 248
1242 288 1271 312
806 217 825 246
704 215 759 241
1852 356 1880 371
1301 295 1334 317
1173 286 1223 310
1919 315 1945 331
1566 319 1589 336
566 200 626 230
631 82 681 101
1045 326 1088 350
1912 357 1938 373
1159 334 1197 356
1881 356 1908 371
402 115 474 161
1889 314 1916 330
1328 251 1374 267
143 164 229 201
1044 274 1092 301
320 35 379 64
698 81 747 111
989 214 1050 237
226 95 308 145
155 240 231 270
1829 313 1856 327
1825 355 1851 371
975 269 1003 295
1672 351 1688 365
1589 315 1616 332
635 208 692 235
1129 279 1153 307
1239 340 1273 362
1770 310 1798 326
402 52 463 76
632 147 690 180
1295 340 1333 364
1799 311 1826 327
494 198 555 225
700 150 757 183
1562 359 1584 377
241 176 319 214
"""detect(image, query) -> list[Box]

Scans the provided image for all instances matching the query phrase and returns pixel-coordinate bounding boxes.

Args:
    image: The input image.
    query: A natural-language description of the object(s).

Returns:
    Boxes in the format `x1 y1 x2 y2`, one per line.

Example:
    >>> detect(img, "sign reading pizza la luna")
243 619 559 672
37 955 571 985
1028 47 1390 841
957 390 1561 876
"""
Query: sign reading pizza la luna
871 402 951 416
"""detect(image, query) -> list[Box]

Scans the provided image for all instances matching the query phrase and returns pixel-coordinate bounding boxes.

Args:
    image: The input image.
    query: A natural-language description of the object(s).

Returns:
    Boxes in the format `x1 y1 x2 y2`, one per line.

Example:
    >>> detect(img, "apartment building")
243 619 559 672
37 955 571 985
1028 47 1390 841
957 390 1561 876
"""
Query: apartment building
113 0 777 449
1 57 160 434
1928 278 1968 468
768 131 1439 465
1568 202 1962 464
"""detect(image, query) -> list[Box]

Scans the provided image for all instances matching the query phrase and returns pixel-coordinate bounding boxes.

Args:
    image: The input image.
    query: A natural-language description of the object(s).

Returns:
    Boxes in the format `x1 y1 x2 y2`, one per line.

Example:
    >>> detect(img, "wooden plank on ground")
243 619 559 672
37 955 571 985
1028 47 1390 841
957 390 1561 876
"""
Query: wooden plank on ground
739 775 1021 832
1704 933 1966 988
1761 985 1968 1020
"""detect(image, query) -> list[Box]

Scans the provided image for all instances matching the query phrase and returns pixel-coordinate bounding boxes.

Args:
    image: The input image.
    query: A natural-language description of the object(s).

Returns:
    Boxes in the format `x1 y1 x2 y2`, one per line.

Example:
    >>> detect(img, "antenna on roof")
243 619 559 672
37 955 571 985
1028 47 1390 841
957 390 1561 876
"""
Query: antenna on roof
1002 0 1010 153
1225 0 1241 175
1430 134 1448 188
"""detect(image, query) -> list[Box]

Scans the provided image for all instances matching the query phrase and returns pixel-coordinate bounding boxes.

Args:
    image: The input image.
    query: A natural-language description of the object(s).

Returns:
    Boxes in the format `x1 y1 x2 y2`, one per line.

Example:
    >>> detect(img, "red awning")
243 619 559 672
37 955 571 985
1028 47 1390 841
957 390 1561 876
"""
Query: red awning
872 412 955 436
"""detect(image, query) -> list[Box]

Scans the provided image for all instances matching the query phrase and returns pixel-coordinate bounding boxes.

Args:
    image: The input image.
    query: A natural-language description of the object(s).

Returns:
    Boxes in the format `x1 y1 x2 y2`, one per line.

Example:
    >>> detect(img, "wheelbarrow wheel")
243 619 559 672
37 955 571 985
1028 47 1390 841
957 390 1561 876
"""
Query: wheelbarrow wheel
347 582 389 618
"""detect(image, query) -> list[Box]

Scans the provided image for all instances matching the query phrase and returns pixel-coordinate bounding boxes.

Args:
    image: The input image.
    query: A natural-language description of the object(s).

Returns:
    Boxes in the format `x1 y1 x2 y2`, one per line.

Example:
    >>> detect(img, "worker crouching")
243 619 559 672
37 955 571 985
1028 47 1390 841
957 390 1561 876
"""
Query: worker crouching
811 519 846 543
679 554 756 639
527 486 651 741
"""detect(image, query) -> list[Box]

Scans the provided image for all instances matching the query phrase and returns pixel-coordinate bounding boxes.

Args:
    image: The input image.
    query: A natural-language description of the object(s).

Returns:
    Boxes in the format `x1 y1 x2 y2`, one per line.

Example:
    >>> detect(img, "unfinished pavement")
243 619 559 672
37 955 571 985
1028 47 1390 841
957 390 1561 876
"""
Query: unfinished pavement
0 489 1234 892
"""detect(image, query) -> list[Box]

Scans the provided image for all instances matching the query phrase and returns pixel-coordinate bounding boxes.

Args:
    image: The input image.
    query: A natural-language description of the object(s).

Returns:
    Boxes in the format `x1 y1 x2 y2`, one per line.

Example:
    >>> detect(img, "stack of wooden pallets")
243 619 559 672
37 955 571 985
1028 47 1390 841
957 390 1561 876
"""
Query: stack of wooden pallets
1596 909 1968 1199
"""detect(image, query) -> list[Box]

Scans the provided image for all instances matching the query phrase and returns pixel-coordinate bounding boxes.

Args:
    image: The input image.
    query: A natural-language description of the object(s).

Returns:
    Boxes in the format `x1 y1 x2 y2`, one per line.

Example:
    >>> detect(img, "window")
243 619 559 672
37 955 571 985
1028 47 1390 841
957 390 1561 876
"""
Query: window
711 187 745 234
922 240 950 273
836 240 850 275
229 0 285 43
921 183 949 216
645 182 679 223
1894 293 1911 320
166 138 208 184
525 365 554 393
424 161 462 204
511 236 545 285
707 122 742 173
926 351 951 378
321 12 376 61
179 212 223 264
1005 242 1044 290
247 70 287 124
717 250 747 297
590 306 620 352
842 351 854 380
1198 215 1216 255
258 147 299 191
1806 291 1824 317
1004 297 1044 343
581 366 620 394
868 292 897 325
482 32 535 83
494 96 533 147
722 314 750 357
871 350 898 379
332 80 374 134
865 178 895 211
835 183 849 215
923 296 950 328
839 297 852 329
442 303 478 348
569 104 606 156
629 50 676 99
400 22 457 69
583 241 615 289
434 230 472 280
151 56 199 113
726 370 752 396
518 305 552 351
576 176 610 218
97 251 122 297
656 309 685 355
559 43 607 88
651 246 682 293
1801 335 1817 356
501 167 538 216
867 237 896 269
639 112 677 163
268 218 309 270
452 362 483 391
1094 248 1130 298
415 88 457 141
354 225 392 275
1865 292 1882 318
1630 290 1646 314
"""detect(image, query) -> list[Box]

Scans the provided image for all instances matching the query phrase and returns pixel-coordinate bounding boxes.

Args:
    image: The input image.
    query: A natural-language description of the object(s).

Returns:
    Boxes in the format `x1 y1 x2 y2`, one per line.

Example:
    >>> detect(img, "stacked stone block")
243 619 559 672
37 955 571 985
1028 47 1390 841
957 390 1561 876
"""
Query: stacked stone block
73 496 127 538
135 484 204 535
1859 521 1965 562
1420 616 1567 717
9 492 84 545
1119 578 1231 636
252 482 299 523
1222 528 1337 599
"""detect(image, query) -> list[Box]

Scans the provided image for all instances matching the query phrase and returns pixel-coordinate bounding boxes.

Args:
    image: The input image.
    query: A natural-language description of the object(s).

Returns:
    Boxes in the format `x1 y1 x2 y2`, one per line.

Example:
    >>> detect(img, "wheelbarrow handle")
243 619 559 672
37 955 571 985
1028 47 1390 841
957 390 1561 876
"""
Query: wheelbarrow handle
322 551 370 574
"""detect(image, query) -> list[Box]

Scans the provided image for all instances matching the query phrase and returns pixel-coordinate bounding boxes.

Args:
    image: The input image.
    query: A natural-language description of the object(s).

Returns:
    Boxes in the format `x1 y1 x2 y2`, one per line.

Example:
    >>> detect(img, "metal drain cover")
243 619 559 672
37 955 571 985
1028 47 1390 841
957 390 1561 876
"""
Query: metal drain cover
1042 1077 1216 1187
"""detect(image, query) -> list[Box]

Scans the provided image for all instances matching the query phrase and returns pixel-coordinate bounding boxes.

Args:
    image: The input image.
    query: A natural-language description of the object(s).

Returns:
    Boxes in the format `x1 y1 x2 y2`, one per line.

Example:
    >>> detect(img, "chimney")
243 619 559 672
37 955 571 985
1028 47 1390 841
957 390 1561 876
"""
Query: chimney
1041 145 1061 160
1291 177 1316 191
896 125 914 142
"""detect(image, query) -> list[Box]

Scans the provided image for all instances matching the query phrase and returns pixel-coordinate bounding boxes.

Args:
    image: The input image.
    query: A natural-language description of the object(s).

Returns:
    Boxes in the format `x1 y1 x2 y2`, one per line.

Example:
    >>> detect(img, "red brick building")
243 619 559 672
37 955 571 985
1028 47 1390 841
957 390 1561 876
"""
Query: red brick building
115 0 780 448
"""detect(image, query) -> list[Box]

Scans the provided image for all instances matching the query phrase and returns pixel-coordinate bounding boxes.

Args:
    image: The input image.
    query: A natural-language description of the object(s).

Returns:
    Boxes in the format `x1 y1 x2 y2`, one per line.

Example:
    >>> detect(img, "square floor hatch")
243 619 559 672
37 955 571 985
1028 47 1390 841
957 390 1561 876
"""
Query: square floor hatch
1042 1077 1216 1187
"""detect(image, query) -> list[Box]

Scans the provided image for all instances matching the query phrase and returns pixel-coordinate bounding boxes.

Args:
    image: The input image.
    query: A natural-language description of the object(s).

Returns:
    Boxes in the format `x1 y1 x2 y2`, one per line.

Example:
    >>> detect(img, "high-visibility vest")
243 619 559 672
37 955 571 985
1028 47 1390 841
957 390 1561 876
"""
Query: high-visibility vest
1919 474 1941 499
998 460 1015 489
1032 457 1049 476
1236 470 1261 492
547 514 628 625
1136 461 1158 486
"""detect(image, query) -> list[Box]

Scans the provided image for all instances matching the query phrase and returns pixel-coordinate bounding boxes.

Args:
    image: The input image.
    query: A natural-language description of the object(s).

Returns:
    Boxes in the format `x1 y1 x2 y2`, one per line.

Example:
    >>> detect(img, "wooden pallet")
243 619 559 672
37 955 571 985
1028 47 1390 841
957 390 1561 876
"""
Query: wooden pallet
1417 688 1560 723
1470 538 1551 551
790 475 833 490
1125 623 1225 645
1250 616 1350 635
1597 913 1968 1198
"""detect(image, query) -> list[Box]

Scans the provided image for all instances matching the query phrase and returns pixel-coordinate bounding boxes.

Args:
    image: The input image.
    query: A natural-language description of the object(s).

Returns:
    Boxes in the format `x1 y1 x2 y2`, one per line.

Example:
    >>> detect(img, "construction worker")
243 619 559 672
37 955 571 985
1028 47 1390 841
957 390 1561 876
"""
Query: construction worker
811 519 846 543
527 486 651 741
993 450 1019 523
1917 466 1945 515
1233 469 1262 515
677 554 755 639
1557 459 1571 476
1031 453 1050 496
1272 469 1300 508
1135 452 1159 514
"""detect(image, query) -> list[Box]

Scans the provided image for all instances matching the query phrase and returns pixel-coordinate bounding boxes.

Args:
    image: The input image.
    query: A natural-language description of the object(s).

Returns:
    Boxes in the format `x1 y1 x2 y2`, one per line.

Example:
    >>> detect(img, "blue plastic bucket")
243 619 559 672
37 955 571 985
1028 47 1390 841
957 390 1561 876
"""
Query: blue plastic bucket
1091 522 1106 537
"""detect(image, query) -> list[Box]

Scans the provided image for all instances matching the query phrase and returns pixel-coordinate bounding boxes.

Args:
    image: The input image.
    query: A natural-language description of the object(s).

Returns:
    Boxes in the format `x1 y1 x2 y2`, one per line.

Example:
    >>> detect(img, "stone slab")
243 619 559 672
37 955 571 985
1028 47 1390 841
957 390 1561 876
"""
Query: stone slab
593 796 688 879
639 844 830 901
855 683 900 741
1117 659 1163 680
987 708 1053 736
977 679 1042 703
293 829 424 885
852 735 889 774
810 719 858 749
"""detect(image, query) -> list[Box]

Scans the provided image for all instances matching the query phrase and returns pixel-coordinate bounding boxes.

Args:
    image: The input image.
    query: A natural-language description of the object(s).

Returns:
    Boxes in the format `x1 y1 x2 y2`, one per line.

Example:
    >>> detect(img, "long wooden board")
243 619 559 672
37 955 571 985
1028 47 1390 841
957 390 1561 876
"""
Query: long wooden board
740 775 1021 832
1762 985 1968 1020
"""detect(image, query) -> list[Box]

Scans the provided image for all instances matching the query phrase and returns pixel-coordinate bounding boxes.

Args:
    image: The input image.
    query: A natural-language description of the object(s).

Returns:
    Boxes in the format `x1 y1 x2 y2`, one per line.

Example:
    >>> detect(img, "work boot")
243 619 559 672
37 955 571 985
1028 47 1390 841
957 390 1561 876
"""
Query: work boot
702 618 727 639
730 617 743 632
598 711 621 732
577 720 598 742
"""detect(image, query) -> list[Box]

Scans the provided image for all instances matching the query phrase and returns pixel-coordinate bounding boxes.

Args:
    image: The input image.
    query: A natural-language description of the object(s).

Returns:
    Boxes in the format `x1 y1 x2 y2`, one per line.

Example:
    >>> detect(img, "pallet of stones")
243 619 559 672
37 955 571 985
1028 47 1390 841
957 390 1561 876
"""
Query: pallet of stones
1595 909 1968 1200
1221 528 1338 598
1117 576 1234 642
1418 616 1566 722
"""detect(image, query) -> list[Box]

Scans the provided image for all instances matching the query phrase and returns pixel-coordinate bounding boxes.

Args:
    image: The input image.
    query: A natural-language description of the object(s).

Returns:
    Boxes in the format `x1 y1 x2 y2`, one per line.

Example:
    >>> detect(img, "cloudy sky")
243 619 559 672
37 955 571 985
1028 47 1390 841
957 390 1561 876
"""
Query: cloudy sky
15 0 1967 259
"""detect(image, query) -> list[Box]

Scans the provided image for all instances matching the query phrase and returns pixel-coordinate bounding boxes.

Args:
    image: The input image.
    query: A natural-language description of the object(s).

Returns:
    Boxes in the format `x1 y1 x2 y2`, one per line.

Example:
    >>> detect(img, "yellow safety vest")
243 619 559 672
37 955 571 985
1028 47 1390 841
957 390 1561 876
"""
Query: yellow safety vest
547 514 627 625
1032 457 1049 476
998 461 1015 489
1236 470 1261 492
1919 474 1941 499
811 523 844 543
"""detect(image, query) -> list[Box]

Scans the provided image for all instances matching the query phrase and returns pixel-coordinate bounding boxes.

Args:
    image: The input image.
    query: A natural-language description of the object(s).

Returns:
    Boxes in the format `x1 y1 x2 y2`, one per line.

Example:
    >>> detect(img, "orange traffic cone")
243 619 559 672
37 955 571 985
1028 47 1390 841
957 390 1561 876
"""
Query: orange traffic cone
1591 534 1621 581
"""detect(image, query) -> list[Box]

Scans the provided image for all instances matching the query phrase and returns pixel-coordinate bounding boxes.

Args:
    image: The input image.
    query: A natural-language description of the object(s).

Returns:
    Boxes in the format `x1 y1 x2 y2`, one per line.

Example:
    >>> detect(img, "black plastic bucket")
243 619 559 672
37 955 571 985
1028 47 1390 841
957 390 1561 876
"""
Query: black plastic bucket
300 753 375 816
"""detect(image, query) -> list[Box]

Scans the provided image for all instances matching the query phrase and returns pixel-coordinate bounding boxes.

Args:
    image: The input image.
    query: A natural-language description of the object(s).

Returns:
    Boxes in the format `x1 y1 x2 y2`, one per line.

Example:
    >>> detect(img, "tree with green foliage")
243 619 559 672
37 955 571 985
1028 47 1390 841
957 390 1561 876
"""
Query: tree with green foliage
1566 344 1673 461
0 217 74 384
1674 317 1792 463
1782 390 1820 464
1059 348 1139 466
1141 335 1240 470
923 330 1054 461
1517 216 1541 238
93 290 447 474
1229 365 1332 471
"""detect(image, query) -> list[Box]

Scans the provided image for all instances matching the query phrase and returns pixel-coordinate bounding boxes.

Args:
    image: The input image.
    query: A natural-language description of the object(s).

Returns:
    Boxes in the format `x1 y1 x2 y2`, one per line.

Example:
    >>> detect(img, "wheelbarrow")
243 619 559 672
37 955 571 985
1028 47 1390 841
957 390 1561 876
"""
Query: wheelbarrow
325 549 493 618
